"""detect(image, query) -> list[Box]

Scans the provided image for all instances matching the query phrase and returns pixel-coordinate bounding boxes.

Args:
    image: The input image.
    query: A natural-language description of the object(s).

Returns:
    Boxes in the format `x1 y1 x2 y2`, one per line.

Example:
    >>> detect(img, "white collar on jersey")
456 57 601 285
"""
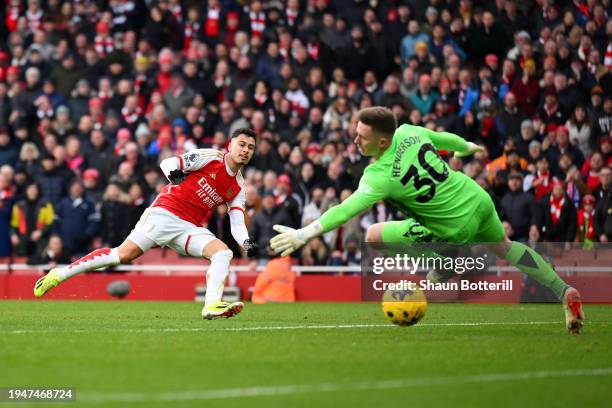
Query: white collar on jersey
223 153 236 176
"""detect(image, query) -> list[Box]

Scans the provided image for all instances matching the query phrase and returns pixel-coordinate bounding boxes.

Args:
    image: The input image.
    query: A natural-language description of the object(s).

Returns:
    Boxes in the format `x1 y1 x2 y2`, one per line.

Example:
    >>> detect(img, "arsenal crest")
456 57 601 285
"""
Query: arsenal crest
226 187 234 197
209 173 216 180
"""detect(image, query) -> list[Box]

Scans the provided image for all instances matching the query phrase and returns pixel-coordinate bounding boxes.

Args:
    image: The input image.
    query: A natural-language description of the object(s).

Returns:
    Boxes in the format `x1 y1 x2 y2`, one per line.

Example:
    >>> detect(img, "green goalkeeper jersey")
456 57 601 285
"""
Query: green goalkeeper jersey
318 124 486 239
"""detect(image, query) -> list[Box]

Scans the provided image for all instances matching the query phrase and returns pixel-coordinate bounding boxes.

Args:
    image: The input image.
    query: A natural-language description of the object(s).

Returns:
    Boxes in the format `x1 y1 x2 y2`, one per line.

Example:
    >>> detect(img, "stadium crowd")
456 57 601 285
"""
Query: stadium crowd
0 0 610 266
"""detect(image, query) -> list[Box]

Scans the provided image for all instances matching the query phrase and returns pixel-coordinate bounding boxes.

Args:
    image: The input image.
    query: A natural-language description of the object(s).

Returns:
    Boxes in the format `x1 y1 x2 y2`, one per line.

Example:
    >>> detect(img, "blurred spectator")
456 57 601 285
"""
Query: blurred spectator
16 142 41 177
595 97 611 135
49 104 71 138
593 166 611 201
594 166 612 243
409 74 438 116
0 173 14 257
500 172 538 242
109 161 137 193
566 104 594 157
583 152 605 193
53 180 98 257
275 173 301 228
164 70 195 122
329 235 361 266
84 129 115 183
9 182 54 257
546 126 584 170
302 186 324 227
251 191 291 258
82 168 103 204
99 183 131 248
35 153 71 204
577 195 597 248
485 139 527 184
0 129 19 166
511 60 539 116
497 92 524 140
537 181 577 243
69 79 93 123
538 90 565 127
300 236 329 265
50 53 81 98
524 156 556 201
27 234 71 267
516 119 542 158
400 20 429 64
127 182 147 230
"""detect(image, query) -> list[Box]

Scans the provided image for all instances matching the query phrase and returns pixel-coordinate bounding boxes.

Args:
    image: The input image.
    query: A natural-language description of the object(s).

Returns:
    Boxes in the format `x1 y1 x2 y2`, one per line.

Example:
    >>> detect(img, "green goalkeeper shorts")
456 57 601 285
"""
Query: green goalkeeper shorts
381 192 505 244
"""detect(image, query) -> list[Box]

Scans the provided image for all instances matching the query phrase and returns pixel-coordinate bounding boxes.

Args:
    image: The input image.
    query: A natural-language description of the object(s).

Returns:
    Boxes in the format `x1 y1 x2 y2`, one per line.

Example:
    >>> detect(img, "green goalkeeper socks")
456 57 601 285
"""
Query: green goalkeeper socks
504 241 569 299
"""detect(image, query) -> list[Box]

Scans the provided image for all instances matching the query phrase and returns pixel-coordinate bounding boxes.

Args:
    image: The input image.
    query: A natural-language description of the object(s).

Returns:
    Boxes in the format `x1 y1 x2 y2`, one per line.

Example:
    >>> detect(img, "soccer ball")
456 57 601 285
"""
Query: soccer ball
381 288 427 326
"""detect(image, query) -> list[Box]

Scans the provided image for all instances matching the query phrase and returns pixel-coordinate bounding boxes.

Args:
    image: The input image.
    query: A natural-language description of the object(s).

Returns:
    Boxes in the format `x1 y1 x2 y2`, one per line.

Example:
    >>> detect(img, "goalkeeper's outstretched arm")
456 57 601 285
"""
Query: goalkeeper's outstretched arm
270 177 386 257
400 125 482 157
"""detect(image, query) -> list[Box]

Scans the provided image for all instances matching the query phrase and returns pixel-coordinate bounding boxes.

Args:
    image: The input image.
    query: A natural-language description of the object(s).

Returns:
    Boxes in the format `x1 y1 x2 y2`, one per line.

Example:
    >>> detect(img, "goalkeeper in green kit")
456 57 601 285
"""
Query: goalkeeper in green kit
270 107 584 334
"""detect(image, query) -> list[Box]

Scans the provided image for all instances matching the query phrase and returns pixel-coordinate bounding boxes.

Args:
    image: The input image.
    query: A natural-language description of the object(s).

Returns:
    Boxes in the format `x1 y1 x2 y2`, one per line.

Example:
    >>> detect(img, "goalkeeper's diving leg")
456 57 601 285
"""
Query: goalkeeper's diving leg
368 203 584 334
472 207 584 334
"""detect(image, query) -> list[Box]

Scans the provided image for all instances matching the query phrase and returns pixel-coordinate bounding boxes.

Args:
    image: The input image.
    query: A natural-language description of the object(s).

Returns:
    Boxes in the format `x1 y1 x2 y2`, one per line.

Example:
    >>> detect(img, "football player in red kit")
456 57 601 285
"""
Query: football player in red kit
34 128 258 320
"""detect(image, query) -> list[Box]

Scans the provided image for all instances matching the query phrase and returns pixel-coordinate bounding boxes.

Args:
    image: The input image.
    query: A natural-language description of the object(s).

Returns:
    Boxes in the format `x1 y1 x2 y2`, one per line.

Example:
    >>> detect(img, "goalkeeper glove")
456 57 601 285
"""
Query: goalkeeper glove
243 238 258 258
168 169 187 185
454 142 483 158
270 225 307 257
271 222 323 257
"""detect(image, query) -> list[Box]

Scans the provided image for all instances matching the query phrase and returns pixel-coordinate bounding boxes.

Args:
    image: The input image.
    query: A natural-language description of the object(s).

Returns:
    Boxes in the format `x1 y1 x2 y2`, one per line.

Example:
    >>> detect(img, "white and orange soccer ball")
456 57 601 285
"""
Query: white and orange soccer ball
381 288 428 326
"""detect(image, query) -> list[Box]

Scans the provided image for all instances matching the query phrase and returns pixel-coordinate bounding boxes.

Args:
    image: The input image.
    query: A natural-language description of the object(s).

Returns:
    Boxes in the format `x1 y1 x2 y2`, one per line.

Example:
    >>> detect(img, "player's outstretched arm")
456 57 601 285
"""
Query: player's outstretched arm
228 189 259 257
159 156 186 185
271 183 382 257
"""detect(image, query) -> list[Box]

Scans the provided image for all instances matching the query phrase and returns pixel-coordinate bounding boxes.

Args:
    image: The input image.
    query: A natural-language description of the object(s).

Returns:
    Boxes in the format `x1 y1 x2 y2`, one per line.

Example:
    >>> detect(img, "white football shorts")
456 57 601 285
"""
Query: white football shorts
127 207 217 257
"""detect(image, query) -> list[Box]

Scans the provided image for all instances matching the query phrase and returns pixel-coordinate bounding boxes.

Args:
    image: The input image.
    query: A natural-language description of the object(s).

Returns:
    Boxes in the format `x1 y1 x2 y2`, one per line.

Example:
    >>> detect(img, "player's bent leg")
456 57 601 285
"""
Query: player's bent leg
117 239 145 263
373 220 451 283
201 240 243 320
34 238 147 298
379 219 436 244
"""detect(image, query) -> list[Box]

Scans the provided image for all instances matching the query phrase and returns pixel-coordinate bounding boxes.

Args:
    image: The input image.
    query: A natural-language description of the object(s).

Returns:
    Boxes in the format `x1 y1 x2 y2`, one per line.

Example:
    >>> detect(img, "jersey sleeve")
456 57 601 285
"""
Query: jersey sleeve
228 182 249 244
318 172 388 233
227 184 246 212
178 149 224 172
399 124 469 153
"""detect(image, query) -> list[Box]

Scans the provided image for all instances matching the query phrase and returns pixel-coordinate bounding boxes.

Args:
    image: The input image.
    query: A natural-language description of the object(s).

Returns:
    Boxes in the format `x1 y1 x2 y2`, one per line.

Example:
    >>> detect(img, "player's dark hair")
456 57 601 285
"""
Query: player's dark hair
231 127 257 142
356 107 397 137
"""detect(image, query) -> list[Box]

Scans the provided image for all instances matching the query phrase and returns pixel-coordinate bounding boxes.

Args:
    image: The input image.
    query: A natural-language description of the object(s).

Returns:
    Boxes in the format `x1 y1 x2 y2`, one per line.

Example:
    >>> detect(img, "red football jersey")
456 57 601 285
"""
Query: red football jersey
152 149 246 226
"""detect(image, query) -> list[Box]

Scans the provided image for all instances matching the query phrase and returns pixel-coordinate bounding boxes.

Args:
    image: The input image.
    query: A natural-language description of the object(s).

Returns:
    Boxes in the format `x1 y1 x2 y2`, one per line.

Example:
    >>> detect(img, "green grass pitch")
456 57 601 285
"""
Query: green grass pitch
1 301 611 408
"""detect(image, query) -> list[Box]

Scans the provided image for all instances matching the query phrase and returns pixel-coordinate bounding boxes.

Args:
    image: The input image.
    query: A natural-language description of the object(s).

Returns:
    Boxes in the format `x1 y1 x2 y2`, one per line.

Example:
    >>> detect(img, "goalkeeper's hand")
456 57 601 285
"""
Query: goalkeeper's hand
270 225 308 257
168 169 187 185
454 142 483 158
243 238 259 258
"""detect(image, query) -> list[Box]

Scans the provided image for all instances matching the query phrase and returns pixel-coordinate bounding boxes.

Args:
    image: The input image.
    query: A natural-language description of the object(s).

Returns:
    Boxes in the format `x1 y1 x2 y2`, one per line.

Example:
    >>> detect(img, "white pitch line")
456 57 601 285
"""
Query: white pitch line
78 367 612 403
2 320 564 334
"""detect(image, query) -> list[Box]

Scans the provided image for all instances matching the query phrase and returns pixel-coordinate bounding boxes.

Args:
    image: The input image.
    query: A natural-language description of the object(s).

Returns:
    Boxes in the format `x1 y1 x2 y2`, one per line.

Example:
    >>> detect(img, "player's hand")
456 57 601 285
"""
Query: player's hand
168 169 186 185
454 142 483 158
270 225 307 257
243 238 259 258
